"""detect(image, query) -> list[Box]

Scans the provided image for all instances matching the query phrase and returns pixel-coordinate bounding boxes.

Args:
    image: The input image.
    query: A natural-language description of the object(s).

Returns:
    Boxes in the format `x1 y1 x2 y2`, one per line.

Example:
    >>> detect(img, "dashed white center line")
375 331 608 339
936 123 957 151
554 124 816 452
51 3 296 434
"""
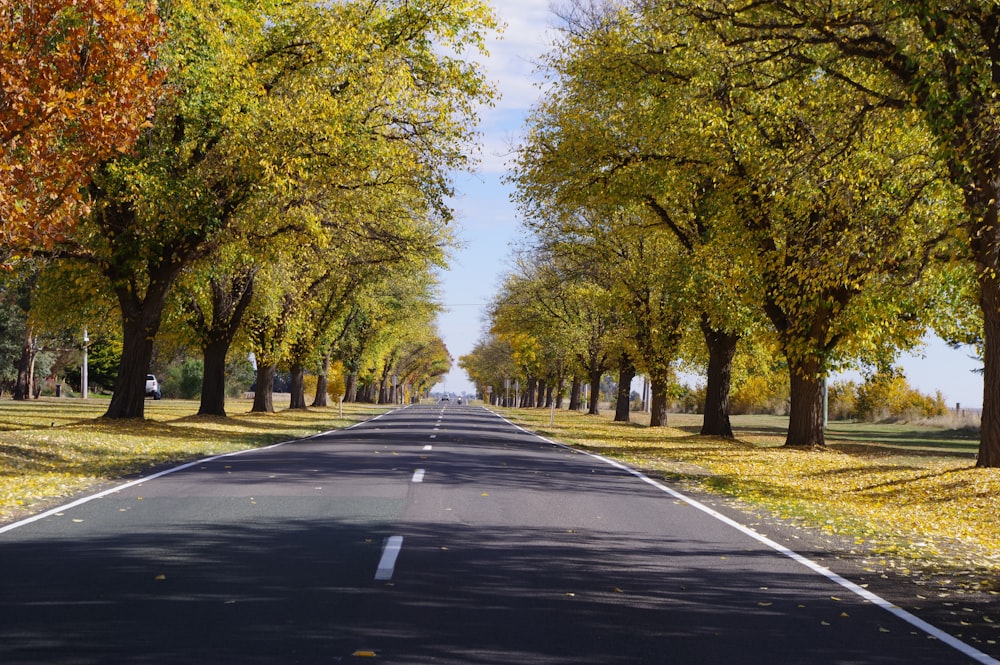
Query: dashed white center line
429 434 436 439
423 445 433 451
412 469 425 483
375 536 404 581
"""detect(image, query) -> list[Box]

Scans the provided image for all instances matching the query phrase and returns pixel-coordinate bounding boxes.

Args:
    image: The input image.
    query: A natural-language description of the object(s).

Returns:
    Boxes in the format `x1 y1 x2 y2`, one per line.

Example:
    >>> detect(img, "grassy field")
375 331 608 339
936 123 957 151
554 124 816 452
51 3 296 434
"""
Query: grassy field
501 408 999 595
0 396 389 524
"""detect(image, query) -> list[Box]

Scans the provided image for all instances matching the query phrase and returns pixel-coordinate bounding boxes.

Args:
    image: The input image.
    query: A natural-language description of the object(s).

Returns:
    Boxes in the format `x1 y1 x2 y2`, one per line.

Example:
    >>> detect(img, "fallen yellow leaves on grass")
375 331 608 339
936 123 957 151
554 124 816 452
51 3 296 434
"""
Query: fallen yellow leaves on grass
506 408 1000 590
0 397 387 523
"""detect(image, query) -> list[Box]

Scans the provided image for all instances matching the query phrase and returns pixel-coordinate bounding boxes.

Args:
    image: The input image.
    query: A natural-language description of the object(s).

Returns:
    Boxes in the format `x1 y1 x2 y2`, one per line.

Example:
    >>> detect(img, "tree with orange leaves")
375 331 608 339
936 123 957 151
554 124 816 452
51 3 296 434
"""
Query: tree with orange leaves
0 0 162 260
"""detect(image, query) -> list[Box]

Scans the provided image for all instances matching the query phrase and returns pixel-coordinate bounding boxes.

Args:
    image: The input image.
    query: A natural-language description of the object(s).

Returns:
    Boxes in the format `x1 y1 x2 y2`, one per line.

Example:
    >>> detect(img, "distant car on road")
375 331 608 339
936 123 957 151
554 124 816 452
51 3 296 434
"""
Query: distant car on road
438 396 450 403
145 374 162 400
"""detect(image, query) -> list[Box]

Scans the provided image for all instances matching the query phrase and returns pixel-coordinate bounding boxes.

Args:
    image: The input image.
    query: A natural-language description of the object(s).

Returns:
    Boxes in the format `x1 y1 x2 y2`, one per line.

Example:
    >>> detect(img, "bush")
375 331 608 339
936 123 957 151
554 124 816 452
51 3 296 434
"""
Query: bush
226 358 257 398
855 369 948 422
164 358 203 399
675 384 705 414
827 380 857 420
731 373 790 415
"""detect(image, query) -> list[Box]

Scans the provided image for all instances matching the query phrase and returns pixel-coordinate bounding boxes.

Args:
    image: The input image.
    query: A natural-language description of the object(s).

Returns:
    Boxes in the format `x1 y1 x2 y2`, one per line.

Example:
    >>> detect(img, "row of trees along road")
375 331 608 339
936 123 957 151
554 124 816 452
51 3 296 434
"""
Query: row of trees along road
1 0 498 418
479 0 1000 465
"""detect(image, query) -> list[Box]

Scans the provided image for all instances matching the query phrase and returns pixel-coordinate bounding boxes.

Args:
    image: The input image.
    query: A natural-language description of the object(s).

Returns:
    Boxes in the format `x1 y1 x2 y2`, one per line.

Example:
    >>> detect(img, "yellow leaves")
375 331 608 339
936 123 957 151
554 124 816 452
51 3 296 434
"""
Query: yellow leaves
0 398 384 522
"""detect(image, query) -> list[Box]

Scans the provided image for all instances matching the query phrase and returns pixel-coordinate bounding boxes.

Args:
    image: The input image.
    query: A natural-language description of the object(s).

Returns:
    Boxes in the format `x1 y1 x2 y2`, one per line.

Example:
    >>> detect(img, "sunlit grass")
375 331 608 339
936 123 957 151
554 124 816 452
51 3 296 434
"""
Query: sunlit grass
0 396 390 523
502 407 1000 592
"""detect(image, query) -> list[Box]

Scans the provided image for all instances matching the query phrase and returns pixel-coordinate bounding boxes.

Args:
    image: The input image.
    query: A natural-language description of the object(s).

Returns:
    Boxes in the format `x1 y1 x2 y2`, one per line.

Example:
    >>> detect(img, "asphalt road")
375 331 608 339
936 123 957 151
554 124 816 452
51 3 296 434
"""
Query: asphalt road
0 404 992 664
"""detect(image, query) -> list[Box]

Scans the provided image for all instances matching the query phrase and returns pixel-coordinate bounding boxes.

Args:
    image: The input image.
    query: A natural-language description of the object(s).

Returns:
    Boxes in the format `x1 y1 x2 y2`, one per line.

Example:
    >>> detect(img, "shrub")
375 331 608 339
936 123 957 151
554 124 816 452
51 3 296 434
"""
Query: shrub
675 383 705 414
731 373 790 415
164 358 203 399
827 380 857 420
855 369 948 421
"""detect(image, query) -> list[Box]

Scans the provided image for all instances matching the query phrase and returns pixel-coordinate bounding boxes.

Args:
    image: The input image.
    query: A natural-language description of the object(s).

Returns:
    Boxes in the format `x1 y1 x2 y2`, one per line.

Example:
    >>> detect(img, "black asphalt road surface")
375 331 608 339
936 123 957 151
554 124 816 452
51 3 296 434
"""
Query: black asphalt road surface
0 404 992 664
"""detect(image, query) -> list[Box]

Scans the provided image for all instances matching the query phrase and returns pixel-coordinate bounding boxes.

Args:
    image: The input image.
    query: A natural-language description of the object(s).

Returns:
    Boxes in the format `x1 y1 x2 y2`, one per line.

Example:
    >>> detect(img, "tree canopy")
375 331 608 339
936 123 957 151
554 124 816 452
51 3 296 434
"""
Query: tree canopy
0 0 163 261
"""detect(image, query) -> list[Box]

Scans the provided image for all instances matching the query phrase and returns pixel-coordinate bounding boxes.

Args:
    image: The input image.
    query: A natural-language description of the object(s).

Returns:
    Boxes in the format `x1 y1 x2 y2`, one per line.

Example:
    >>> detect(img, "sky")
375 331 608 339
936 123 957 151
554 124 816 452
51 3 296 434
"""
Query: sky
431 2 986 410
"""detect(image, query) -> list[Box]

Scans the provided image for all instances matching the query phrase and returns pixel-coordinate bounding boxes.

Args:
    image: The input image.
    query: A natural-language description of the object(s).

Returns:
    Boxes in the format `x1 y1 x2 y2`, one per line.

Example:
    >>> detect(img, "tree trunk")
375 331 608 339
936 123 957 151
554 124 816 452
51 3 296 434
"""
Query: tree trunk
786 362 825 447
649 377 669 427
289 361 307 409
523 377 536 408
344 371 358 402
199 339 229 417
614 353 635 423
13 328 34 401
569 378 582 411
536 379 546 408
105 303 163 419
978 269 1000 466
588 369 601 415
700 316 738 438
251 364 276 413
313 352 331 407
193 270 256 418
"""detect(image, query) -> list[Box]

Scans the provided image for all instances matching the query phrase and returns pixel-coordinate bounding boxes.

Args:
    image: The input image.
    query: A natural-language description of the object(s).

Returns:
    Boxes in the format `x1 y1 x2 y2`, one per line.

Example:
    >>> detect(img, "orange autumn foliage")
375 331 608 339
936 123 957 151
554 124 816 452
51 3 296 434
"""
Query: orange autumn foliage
0 0 164 257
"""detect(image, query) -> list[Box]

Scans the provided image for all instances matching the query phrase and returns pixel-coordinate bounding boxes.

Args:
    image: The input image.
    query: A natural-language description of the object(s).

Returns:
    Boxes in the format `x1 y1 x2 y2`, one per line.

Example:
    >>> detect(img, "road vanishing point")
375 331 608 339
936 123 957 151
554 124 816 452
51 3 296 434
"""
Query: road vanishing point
0 404 994 664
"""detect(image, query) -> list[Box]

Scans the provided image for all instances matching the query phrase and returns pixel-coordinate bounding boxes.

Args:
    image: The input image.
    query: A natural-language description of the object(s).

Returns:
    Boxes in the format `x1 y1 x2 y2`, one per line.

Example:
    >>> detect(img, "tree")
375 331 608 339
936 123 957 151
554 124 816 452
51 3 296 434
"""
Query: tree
512 2 750 434
459 335 517 404
700 0 1000 463
513 0 955 446
0 0 162 260
51 0 496 419
490 253 617 415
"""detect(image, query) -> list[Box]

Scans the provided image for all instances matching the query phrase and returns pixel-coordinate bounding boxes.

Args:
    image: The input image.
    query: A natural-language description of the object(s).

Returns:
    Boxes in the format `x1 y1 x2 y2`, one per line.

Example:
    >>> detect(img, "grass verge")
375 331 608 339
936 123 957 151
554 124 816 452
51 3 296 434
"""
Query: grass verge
501 407 1000 596
0 396 389 524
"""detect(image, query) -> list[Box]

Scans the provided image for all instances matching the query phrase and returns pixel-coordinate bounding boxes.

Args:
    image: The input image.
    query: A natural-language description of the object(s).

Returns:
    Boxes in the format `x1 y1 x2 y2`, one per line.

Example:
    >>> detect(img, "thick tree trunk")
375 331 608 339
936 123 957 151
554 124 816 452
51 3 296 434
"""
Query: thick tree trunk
649 377 669 427
13 328 34 401
786 362 825 447
313 352 331 407
614 353 636 423
105 304 162 419
978 268 1000 466
344 371 358 402
569 378 582 411
700 317 738 438
588 369 601 415
251 364 276 413
199 339 229 417
536 379 546 408
194 270 256 418
289 361 307 409
523 377 536 408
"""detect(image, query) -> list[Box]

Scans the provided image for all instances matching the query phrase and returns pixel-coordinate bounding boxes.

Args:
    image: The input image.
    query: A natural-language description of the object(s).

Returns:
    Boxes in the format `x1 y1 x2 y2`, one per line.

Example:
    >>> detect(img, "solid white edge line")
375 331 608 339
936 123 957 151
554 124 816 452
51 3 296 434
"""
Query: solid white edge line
375 535 404 581
0 438 293 536
489 410 1000 665
0 406 406 537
